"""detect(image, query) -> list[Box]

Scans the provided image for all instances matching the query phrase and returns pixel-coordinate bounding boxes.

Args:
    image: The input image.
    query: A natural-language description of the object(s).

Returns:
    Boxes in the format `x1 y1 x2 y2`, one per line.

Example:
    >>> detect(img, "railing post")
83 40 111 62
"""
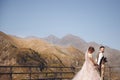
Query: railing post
29 66 32 80
60 67 62 80
45 66 48 78
71 66 76 75
10 66 12 80
109 66 111 80
45 73 48 78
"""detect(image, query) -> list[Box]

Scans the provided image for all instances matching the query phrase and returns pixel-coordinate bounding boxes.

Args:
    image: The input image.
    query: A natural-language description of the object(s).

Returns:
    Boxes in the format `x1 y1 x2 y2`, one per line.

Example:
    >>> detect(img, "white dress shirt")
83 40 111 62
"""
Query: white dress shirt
97 52 104 65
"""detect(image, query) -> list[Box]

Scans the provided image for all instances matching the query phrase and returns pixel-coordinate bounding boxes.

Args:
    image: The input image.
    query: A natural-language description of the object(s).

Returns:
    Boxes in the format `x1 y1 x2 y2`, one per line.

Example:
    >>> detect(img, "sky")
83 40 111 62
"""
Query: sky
0 0 120 50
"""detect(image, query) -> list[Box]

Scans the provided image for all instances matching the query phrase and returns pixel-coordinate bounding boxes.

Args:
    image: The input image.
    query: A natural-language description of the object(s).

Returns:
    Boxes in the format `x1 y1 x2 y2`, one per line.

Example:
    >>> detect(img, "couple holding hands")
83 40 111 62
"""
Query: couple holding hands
73 46 107 80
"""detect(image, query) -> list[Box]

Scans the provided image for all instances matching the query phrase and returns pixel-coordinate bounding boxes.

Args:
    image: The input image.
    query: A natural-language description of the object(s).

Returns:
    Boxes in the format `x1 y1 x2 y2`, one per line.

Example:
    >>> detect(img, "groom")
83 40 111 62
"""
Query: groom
97 46 107 80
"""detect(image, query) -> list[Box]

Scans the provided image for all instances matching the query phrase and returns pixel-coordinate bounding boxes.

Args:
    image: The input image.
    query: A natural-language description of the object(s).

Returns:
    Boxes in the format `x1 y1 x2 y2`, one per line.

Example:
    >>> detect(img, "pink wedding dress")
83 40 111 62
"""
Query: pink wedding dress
72 51 100 80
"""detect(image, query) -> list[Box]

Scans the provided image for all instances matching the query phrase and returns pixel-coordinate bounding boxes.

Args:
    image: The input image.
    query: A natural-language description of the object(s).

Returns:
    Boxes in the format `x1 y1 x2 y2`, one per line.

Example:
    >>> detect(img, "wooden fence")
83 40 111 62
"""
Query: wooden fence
0 66 120 80
106 66 120 80
0 66 75 80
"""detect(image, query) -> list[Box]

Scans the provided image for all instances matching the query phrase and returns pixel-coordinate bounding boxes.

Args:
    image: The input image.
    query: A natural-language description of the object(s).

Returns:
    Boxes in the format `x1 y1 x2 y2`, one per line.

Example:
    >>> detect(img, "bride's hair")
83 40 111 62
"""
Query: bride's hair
88 46 95 52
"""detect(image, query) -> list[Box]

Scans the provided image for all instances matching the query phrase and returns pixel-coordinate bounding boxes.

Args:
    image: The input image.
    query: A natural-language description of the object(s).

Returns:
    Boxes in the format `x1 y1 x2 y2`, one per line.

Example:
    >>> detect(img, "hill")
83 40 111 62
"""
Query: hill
0 31 85 79
44 34 120 66
0 31 120 80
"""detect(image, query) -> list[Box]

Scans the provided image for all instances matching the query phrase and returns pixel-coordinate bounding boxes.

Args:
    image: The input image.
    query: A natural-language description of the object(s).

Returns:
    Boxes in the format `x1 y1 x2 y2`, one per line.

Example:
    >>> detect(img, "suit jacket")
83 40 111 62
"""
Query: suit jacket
97 52 104 71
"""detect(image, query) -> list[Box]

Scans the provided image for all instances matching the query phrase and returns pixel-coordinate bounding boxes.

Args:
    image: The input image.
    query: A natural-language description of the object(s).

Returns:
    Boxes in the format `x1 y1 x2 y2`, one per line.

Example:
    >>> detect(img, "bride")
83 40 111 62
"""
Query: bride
72 46 100 80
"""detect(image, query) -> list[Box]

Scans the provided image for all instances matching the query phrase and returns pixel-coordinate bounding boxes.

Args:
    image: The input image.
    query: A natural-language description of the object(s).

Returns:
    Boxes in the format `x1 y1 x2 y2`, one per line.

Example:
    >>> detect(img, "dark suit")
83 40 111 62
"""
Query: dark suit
97 52 105 80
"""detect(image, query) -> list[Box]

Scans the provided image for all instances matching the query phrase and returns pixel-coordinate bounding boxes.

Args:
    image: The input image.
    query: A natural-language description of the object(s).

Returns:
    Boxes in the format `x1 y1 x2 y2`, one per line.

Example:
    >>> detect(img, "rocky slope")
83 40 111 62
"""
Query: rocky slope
0 31 84 67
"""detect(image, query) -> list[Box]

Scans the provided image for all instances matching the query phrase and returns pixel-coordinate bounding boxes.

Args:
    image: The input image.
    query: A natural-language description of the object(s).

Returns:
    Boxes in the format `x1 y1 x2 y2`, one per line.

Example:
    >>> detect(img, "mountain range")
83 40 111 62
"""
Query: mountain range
0 31 86 79
0 31 85 67
0 31 120 80
43 34 120 66
0 31 120 67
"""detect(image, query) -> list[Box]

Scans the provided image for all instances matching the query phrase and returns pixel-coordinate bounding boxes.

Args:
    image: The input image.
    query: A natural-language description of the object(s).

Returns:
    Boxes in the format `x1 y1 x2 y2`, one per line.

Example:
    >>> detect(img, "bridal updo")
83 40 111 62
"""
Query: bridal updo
88 46 95 53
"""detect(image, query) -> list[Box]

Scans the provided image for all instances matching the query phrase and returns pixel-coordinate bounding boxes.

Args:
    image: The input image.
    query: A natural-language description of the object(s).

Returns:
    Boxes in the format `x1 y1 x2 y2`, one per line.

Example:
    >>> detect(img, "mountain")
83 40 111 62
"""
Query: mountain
0 31 120 79
0 31 84 66
0 31 46 66
44 34 88 52
44 34 120 66
60 34 88 52
44 34 60 44
0 31 85 80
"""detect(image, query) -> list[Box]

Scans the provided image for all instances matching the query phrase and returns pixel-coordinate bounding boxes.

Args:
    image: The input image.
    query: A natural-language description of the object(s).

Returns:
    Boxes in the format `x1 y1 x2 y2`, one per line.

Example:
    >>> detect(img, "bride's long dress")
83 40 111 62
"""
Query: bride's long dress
72 51 100 80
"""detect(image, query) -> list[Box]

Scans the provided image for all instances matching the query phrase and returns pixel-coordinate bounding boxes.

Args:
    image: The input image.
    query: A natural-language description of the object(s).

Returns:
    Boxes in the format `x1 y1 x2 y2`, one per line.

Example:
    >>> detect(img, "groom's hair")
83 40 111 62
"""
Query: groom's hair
100 46 105 49
88 46 95 52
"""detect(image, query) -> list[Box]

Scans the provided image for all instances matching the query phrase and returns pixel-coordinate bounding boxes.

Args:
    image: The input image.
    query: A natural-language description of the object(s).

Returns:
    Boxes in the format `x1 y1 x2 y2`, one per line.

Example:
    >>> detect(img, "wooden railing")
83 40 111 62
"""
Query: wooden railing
106 66 120 80
0 65 120 80
0 66 75 80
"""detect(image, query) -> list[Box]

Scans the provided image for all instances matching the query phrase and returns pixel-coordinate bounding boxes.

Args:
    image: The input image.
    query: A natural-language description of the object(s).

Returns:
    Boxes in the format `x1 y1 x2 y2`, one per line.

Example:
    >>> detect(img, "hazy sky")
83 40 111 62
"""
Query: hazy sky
0 0 120 50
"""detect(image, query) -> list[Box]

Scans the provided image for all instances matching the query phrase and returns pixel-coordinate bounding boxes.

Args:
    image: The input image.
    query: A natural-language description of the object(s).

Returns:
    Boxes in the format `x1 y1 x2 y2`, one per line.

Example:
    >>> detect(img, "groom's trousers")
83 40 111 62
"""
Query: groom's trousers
100 64 105 80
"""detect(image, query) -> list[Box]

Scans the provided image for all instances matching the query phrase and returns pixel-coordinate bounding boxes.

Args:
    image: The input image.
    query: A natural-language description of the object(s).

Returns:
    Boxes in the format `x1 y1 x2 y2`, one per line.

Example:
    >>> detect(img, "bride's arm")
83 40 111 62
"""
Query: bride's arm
89 57 95 64
89 56 98 66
